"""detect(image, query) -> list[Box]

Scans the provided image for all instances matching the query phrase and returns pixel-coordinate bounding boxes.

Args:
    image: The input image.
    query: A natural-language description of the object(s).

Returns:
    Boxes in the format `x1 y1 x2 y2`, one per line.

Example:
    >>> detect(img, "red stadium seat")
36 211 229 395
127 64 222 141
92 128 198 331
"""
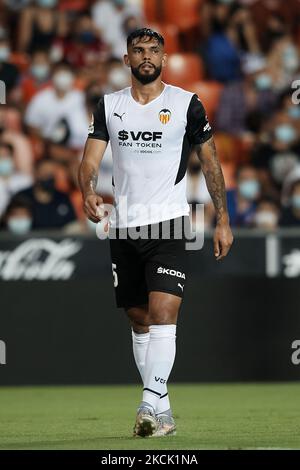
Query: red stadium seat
58 0 89 11
147 23 180 54
163 0 202 31
187 80 224 121
143 0 163 23
163 53 204 88
10 52 30 73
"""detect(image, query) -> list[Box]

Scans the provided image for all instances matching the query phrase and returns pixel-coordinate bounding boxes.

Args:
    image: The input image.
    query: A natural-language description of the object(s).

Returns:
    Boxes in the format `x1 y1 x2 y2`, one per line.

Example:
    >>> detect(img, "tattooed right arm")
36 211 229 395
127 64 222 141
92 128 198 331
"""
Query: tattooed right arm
78 138 108 222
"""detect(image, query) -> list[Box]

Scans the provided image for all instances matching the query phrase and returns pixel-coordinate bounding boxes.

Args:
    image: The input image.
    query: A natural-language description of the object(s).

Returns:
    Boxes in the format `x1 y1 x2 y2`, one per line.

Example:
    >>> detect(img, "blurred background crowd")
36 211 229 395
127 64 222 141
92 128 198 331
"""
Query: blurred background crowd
0 0 300 235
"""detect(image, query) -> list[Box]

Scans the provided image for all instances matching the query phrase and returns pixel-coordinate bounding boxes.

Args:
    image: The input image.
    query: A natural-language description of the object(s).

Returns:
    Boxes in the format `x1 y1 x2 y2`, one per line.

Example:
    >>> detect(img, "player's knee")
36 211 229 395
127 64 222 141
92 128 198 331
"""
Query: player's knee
149 304 178 325
125 307 150 330
130 321 149 334
148 293 180 324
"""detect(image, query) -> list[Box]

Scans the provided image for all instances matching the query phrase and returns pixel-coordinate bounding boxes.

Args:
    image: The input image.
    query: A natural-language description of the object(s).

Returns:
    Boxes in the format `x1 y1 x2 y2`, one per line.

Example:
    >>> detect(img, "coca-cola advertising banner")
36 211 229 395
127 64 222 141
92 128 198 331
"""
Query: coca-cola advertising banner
0 230 300 280
0 235 111 281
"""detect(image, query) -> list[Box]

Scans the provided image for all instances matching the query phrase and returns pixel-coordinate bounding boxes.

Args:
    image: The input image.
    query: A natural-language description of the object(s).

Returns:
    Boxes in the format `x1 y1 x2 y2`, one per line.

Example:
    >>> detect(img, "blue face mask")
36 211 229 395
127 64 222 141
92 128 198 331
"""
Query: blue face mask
255 74 272 91
7 217 32 235
275 124 296 144
31 64 50 81
292 195 300 210
288 106 300 120
0 157 14 176
283 46 299 72
37 0 57 7
238 179 260 200
0 46 10 62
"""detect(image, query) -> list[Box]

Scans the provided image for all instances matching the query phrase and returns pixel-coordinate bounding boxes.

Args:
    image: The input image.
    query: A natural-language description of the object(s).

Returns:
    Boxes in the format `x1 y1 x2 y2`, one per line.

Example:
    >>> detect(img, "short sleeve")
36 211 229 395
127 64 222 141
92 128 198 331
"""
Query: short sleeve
87 96 110 142
186 94 212 145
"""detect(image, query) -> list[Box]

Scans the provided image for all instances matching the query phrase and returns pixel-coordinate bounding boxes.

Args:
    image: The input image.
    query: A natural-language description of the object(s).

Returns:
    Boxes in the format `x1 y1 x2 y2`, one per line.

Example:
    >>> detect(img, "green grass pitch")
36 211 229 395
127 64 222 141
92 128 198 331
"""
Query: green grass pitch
0 383 300 450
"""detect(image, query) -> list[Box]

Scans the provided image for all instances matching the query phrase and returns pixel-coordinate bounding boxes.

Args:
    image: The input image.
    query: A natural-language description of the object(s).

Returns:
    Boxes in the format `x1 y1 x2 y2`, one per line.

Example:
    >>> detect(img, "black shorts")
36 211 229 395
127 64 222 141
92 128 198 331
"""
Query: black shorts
109 216 190 308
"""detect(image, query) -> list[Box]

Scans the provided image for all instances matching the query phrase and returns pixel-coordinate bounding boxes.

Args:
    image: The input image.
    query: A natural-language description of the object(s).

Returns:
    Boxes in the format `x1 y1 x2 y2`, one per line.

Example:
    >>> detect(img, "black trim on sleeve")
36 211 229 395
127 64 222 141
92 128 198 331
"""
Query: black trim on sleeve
186 94 212 145
174 132 191 185
87 96 109 142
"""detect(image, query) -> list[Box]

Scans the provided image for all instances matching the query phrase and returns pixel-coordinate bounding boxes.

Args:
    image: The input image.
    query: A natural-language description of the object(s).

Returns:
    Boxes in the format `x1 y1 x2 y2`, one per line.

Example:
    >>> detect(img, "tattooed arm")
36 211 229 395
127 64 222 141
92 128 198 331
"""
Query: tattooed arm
194 136 233 260
78 138 108 222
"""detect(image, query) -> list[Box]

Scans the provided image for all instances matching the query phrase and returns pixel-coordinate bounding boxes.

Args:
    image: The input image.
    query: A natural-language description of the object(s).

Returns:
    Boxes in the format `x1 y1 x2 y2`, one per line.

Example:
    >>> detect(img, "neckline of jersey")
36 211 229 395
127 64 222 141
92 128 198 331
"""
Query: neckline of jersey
128 82 168 107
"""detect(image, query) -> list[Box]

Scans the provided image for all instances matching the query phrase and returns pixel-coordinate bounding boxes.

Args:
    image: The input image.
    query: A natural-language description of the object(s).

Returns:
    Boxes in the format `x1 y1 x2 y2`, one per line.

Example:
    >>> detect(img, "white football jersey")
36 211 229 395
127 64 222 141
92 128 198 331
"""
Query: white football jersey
88 83 212 228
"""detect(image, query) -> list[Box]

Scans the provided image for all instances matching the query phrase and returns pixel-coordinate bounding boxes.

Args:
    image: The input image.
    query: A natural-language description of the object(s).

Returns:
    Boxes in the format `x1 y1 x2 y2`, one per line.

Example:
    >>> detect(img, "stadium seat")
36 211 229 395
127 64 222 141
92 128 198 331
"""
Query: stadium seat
10 52 30 73
163 53 204 88
58 0 89 11
163 0 202 31
143 0 163 23
147 23 180 54
186 80 224 121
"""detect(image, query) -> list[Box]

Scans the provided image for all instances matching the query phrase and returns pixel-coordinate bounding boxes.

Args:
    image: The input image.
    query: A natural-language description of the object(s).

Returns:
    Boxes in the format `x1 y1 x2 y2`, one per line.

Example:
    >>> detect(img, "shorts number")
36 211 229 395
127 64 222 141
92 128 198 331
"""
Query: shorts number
112 263 118 287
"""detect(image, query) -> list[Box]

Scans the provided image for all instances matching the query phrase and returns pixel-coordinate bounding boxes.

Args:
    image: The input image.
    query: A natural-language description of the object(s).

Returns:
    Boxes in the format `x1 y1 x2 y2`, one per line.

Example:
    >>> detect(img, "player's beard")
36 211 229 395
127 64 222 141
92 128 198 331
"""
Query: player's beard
131 63 162 85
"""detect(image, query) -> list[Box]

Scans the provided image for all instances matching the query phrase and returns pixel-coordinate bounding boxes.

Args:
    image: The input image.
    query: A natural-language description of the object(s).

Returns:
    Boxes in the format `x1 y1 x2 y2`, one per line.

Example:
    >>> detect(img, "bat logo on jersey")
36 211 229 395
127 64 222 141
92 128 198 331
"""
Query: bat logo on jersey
114 112 125 121
159 109 171 124
88 115 94 134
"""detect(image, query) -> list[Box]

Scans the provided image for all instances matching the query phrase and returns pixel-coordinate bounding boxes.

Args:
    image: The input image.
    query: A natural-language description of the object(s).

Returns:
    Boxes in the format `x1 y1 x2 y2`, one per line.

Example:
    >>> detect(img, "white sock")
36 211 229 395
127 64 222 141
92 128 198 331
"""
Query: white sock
132 329 171 414
142 325 176 411
131 330 149 382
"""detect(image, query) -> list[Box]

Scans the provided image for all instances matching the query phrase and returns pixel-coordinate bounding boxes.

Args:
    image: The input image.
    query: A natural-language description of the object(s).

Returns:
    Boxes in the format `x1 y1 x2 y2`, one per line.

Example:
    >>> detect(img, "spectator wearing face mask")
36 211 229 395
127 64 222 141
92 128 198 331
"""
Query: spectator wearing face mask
227 165 261 227
14 158 76 229
0 108 34 176
104 58 130 93
1 197 33 235
24 61 86 149
0 31 19 95
253 197 280 231
215 55 277 136
267 22 300 91
57 13 108 69
20 48 51 105
251 111 300 187
280 180 300 227
0 142 33 217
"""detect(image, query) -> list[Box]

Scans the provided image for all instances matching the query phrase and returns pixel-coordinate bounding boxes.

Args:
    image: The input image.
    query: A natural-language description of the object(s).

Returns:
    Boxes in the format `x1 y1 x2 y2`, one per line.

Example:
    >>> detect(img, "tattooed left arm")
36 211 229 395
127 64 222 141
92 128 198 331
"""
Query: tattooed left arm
194 136 233 260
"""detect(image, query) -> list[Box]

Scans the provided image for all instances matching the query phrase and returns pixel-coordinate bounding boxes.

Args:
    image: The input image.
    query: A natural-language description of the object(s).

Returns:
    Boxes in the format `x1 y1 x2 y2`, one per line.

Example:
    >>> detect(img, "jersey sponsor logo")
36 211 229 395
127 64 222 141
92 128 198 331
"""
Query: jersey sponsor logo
114 112 125 121
159 108 171 124
118 130 162 142
178 283 184 291
157 266 186 279
88 115 94 134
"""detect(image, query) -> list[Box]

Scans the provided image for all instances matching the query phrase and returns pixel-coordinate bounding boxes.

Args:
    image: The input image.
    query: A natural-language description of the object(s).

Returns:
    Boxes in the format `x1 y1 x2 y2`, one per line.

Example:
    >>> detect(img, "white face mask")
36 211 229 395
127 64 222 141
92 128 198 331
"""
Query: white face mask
53 71 74 92
0 46 10 62
255 211 278 228
31 64 50 81
0 157 14 176
7 217 32 235
108 68 130 90
283 45 299 73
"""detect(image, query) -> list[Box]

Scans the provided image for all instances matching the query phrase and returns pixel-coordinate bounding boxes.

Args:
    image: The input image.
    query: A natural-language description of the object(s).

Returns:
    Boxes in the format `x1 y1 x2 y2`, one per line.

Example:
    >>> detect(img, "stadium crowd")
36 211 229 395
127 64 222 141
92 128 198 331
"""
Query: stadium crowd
0 0 300 235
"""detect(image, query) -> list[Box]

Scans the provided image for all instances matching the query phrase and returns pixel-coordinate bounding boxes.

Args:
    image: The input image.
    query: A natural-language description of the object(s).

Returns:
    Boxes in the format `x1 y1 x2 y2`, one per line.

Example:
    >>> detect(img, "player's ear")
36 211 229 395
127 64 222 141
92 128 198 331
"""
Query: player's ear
124 54 130 67
162 53 167 69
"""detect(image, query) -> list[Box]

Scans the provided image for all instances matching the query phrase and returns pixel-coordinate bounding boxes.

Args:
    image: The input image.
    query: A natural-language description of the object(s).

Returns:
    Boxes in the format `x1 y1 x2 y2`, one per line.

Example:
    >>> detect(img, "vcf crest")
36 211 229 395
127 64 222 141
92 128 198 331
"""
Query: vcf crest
159 108 171 124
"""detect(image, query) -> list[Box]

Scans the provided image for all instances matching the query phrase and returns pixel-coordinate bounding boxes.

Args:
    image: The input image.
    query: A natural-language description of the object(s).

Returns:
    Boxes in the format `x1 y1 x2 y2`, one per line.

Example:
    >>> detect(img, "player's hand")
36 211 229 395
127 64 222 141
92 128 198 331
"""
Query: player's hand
213 221 233 261
83 193 105 223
